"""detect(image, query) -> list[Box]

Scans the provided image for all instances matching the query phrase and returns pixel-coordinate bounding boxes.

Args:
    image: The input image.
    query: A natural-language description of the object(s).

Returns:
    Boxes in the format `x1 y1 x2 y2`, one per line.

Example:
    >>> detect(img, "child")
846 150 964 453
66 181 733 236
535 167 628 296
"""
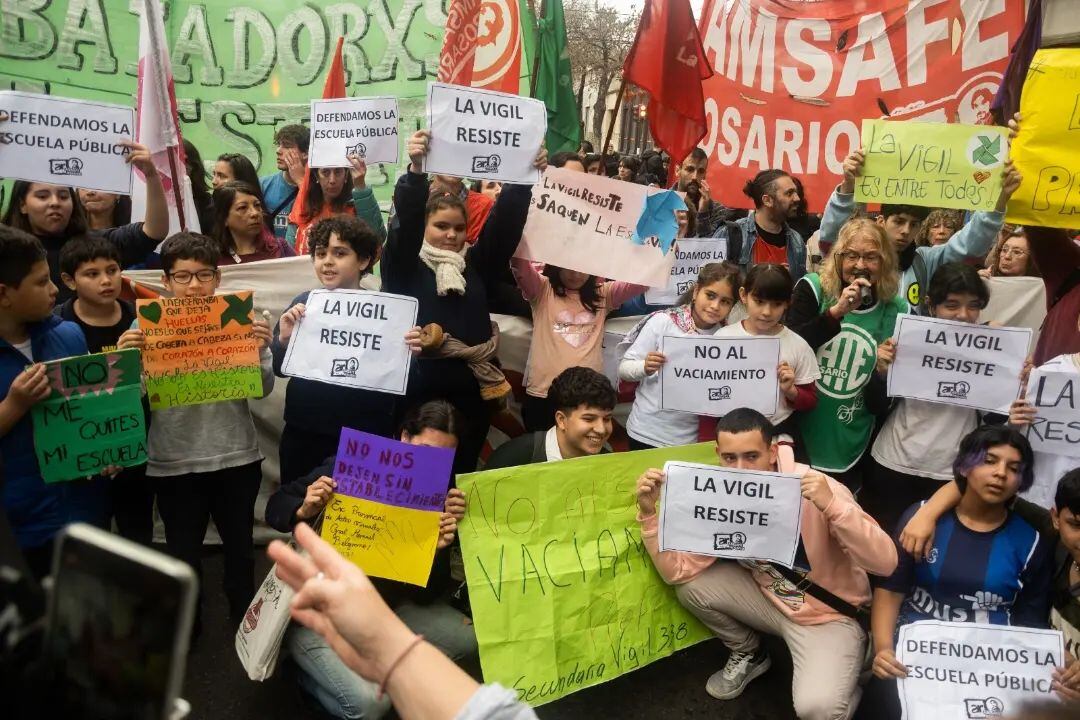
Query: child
142 232 274 631
618 262 742 449
272 215 421 485
717 263 819 460
0 226 108 578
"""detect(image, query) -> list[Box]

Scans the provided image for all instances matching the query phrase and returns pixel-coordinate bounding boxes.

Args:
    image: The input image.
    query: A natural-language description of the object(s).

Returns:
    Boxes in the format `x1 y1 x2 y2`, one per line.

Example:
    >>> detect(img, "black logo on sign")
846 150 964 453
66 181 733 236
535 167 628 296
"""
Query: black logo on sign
331 358 359 378
964 697 1005 719
347 142 367 159
49 158 84 176
713 532 747 551
471 154 502 174
709 386 732 401
937 380 970 399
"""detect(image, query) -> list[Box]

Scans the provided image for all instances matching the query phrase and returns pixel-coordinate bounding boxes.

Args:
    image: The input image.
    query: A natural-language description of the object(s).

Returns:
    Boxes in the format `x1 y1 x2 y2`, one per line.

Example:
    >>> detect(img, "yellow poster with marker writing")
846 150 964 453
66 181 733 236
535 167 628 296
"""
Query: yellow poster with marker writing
458 443 717 706
1006 48 1080 228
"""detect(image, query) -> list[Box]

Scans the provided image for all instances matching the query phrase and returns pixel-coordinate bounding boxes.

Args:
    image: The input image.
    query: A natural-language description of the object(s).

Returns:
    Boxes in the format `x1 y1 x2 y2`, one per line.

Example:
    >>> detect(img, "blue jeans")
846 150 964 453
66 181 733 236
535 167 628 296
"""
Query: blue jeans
286 601 478 719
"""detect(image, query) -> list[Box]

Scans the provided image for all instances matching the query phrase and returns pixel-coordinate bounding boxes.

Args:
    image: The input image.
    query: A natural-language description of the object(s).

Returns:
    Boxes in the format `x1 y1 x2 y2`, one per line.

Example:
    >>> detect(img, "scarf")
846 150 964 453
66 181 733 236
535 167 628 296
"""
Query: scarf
617 303 700 357
419 241 468 296
424 322 512 406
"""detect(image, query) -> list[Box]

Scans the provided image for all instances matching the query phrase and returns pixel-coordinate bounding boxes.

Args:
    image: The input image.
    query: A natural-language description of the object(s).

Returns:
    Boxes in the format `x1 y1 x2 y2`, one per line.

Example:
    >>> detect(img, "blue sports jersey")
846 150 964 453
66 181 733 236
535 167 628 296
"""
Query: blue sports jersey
881 504 1053 629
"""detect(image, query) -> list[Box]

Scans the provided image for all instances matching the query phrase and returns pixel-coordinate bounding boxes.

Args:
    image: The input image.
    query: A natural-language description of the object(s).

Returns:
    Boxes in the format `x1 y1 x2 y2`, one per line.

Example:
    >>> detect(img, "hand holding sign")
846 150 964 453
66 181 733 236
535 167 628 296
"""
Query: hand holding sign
8 363 51 410
636 467 665 516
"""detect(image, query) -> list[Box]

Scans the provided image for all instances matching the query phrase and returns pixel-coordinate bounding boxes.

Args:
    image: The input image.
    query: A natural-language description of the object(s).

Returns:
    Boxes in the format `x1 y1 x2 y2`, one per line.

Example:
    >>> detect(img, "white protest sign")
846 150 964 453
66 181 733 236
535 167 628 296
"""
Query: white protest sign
309 97 400 168
424 83 546 184
1025 369 1080 458
897 621 1063 720
658 461 804 567
645 238 728 305
659 335 780 417
0 91 135 194
281 289 417 395
887 315 1031 413
514 167 677 287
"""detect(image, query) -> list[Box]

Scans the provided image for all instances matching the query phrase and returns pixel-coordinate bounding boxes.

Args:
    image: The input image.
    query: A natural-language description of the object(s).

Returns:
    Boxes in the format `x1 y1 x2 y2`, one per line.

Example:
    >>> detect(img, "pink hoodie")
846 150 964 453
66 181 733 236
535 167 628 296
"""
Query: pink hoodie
638 456 898 626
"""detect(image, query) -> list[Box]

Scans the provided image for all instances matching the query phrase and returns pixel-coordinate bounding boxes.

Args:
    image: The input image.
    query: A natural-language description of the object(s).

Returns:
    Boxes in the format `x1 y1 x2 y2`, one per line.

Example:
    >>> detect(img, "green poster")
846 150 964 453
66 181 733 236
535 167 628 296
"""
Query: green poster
458 443 719 706
32 349 146 483
855 119 1009 212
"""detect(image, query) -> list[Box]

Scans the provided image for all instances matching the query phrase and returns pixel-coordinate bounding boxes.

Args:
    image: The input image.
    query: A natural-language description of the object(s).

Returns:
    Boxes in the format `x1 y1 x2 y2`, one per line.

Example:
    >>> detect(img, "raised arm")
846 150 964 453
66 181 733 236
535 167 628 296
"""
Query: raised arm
635 469 716 584
348 155 387 242
818 150 863 246
812 473 898 576
472 183 532 288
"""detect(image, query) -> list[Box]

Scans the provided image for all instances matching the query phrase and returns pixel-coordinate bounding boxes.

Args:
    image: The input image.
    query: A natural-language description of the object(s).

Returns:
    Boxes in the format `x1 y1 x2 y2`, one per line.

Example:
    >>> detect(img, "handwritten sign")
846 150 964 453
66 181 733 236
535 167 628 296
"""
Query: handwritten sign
0 91 135 194
659 335 780 417
645 238 728 306
514 167 677 287
897 621 1063 720
309 96 400 168
322 428 454 587
856 119 1008 212
281 289 417 394
458 443 717 706
658 462 803 568
31 349 146 483
138 292 263 410
1007 49 1080 228
887 315 1030 413
424 82 546 184
1025 368 1080 458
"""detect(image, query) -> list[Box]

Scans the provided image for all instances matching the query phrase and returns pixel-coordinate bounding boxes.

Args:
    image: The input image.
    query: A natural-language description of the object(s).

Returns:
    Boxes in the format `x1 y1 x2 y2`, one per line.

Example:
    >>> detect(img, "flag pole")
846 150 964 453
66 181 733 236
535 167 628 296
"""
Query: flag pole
142 0 187 231
602 76 629 156
166 149 188 232
529 0 547 98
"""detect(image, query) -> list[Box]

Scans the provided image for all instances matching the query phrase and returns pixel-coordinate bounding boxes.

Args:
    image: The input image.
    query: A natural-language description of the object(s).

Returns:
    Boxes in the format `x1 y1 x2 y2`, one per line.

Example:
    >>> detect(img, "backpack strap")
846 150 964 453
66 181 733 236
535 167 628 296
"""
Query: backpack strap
532 431 547 463
769 563 871 631
270 187 299 218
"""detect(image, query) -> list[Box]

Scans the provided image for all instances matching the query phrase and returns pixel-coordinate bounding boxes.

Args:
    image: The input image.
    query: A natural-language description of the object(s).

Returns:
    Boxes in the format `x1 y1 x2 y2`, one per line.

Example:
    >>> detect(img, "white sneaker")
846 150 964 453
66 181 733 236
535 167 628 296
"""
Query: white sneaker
705 648 772 700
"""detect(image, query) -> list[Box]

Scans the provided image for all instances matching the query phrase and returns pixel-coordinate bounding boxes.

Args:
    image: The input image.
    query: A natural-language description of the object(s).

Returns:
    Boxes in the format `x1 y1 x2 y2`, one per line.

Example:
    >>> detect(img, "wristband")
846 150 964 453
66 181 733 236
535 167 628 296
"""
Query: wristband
377 634 425 700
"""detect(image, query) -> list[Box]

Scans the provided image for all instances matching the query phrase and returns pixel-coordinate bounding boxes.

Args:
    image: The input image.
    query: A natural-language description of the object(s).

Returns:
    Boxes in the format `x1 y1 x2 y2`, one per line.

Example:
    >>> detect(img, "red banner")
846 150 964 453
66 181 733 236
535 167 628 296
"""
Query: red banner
439 0 523 94
696 0 1025 213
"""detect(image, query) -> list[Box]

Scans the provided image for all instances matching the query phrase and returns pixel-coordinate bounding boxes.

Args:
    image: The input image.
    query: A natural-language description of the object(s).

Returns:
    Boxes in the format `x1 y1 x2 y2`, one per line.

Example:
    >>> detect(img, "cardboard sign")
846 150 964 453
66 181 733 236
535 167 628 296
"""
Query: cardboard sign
887 315 1031 413
424 82 546 184
309 96 400 168
513 167 677 287
645 238 729 306
897 621 1063 720
659 335 781 417
281 289 417 395
856 119 1009 212
0 91 135 194
322 428 454 587
1025 368 1080 459
138 292 263 410
1007 49 1080 228
658 462 803 568
31 349 146 483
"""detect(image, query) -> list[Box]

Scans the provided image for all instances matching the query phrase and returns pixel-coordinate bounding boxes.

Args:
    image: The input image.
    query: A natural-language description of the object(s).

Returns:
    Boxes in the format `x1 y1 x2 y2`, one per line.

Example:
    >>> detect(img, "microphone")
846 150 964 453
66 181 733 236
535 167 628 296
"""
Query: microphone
852 269 873 308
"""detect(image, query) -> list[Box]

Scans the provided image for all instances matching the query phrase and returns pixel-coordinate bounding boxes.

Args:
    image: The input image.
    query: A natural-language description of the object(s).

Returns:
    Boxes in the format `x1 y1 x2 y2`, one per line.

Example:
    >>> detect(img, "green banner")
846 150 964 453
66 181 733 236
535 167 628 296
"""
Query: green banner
32 348 146 482
458 443 719 706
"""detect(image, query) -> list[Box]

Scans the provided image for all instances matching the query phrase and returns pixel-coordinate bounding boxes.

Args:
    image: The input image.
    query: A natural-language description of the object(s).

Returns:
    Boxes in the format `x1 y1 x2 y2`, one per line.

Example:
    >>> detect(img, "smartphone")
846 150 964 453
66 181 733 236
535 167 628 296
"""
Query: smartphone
43 523 197 720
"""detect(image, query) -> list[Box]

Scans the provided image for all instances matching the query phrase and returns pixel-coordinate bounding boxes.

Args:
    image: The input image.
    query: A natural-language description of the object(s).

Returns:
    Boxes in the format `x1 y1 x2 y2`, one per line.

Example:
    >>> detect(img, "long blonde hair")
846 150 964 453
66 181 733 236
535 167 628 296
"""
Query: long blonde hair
820 217 900 303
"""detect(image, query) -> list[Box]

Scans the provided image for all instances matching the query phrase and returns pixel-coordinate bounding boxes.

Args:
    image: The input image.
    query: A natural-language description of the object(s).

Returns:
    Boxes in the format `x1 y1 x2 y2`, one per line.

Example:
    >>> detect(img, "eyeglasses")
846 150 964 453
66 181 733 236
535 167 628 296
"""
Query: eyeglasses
1000 248 1028 258
838 251 883 265
167 269 219 284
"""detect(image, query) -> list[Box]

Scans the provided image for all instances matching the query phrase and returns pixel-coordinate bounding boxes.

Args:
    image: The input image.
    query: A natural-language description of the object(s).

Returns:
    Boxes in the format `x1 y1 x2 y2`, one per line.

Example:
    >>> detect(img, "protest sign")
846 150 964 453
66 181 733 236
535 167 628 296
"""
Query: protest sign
645 238 728 306
1007 48 1080 228
897 621 1063 720
138 292 263 410
659 335 781 417
1025 368 1080 459
281 289 417 395
31 349 146 483
513 167 677 287
658 462 803 567
0 91 135 194
424 82 547 184
458 443 717 705
309 96 400 168
887 315 1031 413
855 119 1008 212
322 428 454 587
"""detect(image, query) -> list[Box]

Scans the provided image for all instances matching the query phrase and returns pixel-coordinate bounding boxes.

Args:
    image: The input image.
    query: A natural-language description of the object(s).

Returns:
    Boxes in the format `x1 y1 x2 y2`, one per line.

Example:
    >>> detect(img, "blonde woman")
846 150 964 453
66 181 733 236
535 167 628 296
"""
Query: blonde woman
788 218 906 487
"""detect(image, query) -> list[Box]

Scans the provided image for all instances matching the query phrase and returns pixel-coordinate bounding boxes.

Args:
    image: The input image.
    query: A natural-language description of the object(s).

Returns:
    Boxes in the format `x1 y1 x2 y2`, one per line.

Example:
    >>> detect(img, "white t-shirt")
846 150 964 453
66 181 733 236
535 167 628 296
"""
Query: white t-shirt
12 339 32 362
1020 353 1080 509
716 321 820 425
871 398 979 481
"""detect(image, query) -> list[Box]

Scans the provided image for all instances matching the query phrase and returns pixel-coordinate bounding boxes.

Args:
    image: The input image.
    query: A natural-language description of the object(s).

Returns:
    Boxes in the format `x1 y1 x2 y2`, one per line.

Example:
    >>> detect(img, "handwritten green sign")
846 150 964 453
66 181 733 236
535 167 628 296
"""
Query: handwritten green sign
856 119 1009 211
458 443 719 706
32 349 146 482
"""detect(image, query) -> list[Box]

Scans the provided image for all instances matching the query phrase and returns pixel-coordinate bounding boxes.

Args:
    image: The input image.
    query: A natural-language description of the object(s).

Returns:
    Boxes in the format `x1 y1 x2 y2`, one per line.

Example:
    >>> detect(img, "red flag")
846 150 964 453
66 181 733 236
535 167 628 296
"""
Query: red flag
438 0 522 93
438 0 483 86
623 0 713 167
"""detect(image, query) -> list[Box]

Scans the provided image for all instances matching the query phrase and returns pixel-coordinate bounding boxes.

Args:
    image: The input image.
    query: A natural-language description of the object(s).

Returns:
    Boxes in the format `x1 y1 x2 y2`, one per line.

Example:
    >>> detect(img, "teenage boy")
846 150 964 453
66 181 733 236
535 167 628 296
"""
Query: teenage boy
0 226 108 578
260 124 310 240
142 232 274 630
635 408 897 720
485 367 615 469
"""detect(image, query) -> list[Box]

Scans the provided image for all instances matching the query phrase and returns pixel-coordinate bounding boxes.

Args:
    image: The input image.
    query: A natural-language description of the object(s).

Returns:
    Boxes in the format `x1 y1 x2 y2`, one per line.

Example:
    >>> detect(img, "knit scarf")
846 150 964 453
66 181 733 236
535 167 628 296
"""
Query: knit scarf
419 241 468 296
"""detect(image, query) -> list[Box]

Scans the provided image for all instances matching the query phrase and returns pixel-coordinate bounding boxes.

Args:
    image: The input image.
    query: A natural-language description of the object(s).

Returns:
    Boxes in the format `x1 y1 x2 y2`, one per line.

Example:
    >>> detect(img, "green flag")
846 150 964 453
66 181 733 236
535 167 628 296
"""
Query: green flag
534 0 581 153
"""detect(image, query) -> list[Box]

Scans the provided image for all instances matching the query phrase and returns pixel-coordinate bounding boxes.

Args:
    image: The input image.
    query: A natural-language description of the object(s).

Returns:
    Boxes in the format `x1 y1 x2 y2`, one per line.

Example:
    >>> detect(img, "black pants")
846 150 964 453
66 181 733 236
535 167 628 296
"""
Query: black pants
521 394 558 433
154 461 262 621
109 464 155 546
853 676 900 720
861 459 945 537
279 425 341 487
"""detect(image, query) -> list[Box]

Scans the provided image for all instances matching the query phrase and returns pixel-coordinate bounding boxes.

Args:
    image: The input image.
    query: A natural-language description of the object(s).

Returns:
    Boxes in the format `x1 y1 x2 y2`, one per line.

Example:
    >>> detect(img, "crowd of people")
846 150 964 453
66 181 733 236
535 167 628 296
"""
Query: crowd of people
1 108 1079 720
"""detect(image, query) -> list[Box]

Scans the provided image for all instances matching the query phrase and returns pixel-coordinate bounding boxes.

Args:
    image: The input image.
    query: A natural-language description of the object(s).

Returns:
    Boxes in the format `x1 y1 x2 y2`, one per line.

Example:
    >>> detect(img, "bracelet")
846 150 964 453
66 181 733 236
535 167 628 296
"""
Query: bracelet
377 634 425 700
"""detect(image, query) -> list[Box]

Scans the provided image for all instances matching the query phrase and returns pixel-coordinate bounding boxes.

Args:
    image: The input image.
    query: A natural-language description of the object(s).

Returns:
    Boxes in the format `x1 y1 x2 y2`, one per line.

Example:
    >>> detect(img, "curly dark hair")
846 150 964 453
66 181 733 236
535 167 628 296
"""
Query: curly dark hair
549 367 616 414
308 215 380 271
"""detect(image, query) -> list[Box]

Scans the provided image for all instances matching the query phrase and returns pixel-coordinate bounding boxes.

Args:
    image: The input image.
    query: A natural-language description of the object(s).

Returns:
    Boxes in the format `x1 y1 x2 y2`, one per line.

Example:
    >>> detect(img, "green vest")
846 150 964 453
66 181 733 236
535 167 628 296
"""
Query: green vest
797 273 907 473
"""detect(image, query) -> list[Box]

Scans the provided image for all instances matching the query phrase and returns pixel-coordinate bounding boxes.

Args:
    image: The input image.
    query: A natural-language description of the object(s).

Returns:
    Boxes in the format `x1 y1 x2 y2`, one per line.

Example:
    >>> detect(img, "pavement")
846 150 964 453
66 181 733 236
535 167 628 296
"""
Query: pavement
183 547 798 719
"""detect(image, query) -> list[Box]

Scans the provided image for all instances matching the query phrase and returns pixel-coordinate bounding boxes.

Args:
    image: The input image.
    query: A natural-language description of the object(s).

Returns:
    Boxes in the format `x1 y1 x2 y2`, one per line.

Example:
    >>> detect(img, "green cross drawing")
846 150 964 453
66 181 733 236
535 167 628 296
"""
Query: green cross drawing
971 135 1002 166
220 294 254 328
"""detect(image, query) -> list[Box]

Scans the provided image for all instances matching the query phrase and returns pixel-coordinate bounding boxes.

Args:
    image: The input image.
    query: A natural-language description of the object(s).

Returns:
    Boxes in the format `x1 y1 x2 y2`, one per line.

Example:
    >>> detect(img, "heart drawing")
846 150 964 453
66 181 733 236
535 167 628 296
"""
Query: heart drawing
139 302 162 324
972 171 991 184
552 310 595 348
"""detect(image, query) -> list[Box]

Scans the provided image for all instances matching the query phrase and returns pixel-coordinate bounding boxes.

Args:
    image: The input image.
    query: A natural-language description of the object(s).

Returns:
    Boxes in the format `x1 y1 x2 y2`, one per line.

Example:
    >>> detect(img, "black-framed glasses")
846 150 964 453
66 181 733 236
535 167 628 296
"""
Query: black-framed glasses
167 269 218 284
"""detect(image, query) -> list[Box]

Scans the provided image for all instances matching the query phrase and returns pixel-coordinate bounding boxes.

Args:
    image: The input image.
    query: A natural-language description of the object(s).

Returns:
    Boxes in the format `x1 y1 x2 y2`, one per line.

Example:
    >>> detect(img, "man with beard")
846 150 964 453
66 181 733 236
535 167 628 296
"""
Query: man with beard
675 148 736 236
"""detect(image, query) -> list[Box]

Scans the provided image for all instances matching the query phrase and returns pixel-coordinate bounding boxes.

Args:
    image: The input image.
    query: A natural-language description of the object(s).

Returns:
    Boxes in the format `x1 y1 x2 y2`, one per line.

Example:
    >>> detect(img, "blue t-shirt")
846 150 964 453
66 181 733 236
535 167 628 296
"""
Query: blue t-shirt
881 503 1053 628
260 172 299 240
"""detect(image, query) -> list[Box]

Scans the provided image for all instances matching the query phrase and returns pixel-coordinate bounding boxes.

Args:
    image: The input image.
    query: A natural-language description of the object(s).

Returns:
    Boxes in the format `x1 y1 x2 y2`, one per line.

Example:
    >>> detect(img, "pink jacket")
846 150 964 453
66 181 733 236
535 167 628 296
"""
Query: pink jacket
639 456 898 626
